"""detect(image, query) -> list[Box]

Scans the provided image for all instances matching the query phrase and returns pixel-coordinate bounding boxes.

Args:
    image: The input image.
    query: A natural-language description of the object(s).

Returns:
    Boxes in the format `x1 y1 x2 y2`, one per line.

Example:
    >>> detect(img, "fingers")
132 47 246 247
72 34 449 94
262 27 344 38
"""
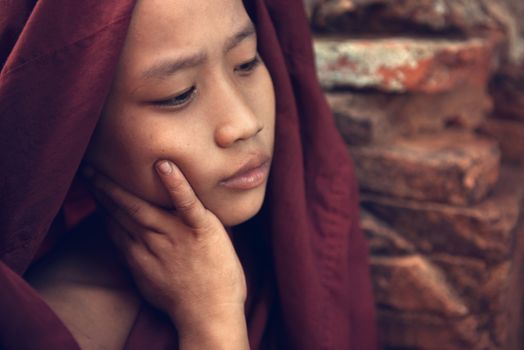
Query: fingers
155 160 210 230
90 189 148 240
106 218 138 258
84 166 168 233
106 218 153 270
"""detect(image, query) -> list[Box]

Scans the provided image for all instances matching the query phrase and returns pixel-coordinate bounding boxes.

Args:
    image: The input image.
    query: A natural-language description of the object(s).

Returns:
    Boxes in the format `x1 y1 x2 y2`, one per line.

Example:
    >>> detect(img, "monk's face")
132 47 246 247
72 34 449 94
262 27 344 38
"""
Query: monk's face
85 0 275 226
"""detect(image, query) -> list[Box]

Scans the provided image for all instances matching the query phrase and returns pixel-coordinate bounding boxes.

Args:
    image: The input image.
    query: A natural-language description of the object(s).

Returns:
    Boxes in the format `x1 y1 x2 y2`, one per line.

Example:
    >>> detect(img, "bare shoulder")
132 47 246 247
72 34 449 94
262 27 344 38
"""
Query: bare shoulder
25 223 141 350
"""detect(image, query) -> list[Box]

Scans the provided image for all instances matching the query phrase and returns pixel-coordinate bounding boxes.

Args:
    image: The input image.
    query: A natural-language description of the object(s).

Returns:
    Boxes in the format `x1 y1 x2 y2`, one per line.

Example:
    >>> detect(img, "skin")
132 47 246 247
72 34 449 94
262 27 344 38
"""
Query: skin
85 0 275 227
26 0 275 349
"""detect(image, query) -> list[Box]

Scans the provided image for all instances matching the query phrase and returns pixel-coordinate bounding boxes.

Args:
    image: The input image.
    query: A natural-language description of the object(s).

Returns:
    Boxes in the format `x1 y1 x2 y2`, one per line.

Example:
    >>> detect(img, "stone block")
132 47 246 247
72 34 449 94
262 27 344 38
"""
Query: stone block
481 261 511 311
378 310 491 350
310 0 502 36
361 167 523 262
505 215 524 350
315 37 494 93
326 92 393 145
327 84 491 144
360 210 415 255
371 255 468 317
428 254 487 310
478 117 524 164
351 131 500 205
429 255 511 314
490 65 524 122
373 256 511 348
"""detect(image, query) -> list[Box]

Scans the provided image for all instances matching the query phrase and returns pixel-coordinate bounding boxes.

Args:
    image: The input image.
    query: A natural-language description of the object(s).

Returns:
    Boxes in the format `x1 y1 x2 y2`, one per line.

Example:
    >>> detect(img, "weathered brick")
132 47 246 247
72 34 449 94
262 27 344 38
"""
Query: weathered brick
361 167 523 262
482 262 512 347
310 0 502 35
478 117 524 164
371 255 468 317
429 255 512 329
429 254 487 310
361 210 416 255
351 131 500 205
315 37 494 93
505 216 524 350
327 92 393 145
490 65 524 122
500 0 524 66
327 84 491 144
378 310 490 350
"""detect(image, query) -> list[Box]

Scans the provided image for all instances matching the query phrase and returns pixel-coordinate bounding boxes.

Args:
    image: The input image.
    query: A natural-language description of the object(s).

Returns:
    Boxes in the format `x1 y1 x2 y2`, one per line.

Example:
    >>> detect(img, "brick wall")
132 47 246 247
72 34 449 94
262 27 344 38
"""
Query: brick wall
305 1 524 349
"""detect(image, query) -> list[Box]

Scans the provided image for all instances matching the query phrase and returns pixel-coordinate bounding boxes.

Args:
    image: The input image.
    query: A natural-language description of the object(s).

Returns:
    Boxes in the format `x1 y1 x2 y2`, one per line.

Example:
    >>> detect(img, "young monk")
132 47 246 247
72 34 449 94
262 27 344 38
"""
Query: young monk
0 0 377 349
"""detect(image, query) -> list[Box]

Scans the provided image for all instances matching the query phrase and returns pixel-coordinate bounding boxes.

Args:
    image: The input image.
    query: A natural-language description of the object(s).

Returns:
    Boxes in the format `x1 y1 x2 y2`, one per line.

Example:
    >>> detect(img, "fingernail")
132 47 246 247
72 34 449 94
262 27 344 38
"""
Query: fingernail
156 160 173 175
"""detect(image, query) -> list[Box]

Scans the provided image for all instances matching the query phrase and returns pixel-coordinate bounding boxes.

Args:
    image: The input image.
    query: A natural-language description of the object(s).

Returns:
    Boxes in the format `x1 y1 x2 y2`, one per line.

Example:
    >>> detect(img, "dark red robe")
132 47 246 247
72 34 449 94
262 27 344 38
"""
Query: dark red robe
0 0 377 348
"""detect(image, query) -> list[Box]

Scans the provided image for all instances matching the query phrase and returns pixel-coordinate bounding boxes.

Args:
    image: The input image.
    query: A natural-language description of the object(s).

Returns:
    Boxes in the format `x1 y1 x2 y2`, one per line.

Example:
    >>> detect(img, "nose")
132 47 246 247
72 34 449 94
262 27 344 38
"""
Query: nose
213 81 263 148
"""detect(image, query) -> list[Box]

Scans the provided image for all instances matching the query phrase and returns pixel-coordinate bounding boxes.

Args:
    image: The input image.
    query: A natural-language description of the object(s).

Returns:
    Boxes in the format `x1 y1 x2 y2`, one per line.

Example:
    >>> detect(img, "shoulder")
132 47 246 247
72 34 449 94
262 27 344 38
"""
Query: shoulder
25 222 141 350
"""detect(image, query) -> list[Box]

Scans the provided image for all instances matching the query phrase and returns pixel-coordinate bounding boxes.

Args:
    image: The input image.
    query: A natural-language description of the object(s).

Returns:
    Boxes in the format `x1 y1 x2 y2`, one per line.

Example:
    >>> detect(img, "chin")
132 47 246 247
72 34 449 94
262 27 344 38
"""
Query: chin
214 191 266 227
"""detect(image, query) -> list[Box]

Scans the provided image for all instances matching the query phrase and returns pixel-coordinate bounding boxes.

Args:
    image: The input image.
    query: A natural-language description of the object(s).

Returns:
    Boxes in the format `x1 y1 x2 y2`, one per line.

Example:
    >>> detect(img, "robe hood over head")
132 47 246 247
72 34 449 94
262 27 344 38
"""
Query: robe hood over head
0 1 377 349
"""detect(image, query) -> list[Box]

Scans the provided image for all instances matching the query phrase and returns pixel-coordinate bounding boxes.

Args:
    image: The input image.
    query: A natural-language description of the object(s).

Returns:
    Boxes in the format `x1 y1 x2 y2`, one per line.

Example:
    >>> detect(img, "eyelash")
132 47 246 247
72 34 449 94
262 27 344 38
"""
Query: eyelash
153 56 261 108
154 86 197 108
235 56 261 75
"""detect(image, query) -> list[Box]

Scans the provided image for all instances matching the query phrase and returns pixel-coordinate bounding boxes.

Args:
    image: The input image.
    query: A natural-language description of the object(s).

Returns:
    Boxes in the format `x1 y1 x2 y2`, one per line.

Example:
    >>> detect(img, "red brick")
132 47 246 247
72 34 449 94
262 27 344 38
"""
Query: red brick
371 255 468 316
361 167 523 262
378 310 491 350
327 84 491 145
429 254 487 309
351 131 500 205
315 37 494 93
490 64 524 122
311 0 502 35
478 117 524 164
326 92 393 145
361 210 416 255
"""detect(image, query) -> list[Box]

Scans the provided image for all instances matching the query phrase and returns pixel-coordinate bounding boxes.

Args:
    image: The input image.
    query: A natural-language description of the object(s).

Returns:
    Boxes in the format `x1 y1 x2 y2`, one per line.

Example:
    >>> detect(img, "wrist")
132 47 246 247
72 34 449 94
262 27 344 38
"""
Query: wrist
174 305 249 350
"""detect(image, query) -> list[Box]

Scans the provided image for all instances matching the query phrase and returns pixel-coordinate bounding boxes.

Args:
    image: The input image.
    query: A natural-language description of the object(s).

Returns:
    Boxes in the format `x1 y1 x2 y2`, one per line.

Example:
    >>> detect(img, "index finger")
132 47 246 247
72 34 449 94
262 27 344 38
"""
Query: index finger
155 160 209 229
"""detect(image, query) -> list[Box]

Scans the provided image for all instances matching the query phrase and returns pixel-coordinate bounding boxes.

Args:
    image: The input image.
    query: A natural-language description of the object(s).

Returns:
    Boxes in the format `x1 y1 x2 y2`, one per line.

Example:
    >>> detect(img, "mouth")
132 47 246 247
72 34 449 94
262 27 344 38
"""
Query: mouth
219 154 271 190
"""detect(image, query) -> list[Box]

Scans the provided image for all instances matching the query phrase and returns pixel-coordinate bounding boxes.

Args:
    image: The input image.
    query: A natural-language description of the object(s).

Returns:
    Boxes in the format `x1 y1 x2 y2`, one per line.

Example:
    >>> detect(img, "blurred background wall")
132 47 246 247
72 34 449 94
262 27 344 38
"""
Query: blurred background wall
303 1 524 349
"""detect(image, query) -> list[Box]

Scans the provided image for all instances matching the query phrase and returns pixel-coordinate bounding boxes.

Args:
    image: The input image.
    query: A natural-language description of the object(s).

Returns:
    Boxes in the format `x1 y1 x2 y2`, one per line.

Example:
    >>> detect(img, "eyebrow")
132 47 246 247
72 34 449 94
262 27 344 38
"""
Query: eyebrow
141 22 256 80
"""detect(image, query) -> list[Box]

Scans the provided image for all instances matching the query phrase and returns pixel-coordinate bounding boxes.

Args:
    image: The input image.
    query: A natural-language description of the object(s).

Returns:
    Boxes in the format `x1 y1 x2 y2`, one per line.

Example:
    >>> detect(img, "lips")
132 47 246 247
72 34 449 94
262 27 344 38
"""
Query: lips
219 154 271 190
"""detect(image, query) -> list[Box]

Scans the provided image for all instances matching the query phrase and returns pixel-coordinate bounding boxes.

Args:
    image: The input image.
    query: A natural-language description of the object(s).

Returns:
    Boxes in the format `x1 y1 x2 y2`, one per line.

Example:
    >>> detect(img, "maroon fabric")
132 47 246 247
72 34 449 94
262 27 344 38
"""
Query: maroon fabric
0 0 135 274
0 0 377 349
0 261 80 349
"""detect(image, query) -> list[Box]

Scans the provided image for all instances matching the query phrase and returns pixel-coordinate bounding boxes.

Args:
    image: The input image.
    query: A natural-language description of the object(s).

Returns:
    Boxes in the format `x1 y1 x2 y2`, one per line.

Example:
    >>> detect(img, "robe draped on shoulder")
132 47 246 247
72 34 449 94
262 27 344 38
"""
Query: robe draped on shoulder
0 0 377 348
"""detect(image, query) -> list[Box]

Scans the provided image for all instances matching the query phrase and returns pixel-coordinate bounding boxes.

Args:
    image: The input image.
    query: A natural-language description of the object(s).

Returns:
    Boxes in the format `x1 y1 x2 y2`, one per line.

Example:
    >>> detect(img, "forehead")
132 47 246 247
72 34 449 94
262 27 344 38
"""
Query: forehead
113 0 252 85
125 0 248 53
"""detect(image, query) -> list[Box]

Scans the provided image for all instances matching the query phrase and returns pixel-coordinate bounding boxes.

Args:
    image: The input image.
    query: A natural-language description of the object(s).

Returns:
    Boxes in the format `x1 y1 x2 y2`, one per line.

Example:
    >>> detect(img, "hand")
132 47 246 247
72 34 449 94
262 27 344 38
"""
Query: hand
83 161 248 344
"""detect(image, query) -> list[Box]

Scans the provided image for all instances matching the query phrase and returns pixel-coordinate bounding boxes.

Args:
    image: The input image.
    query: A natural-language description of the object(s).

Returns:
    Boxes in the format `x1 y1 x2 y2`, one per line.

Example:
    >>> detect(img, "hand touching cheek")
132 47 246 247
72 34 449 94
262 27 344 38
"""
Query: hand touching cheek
83 160 249 348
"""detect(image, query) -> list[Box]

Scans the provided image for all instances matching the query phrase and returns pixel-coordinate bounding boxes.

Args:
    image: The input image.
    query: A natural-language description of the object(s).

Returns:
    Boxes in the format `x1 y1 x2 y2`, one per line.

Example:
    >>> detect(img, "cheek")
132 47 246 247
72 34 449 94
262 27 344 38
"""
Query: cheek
87 117 171 200
243 69 275 130
253 71 276 141
86 117 158 198
86 113 218 207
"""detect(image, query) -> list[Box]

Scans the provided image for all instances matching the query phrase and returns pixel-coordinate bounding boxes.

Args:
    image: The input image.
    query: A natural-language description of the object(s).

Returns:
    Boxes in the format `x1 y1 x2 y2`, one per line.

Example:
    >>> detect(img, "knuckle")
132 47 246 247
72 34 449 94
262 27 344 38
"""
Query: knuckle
126 203 142 217
177 196 198 212
167 176 186 194
135 209 152 225
191 209 214 231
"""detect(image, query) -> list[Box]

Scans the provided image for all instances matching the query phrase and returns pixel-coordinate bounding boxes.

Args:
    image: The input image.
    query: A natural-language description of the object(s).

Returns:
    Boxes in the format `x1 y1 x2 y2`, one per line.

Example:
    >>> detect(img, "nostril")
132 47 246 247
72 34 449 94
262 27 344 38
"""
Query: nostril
254 124 263 136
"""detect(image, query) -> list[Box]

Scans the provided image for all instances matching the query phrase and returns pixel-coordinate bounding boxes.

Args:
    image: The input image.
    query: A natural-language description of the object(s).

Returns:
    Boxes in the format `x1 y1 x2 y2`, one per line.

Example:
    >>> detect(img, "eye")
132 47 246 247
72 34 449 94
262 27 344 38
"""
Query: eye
235 56 261 75
153 86 197 108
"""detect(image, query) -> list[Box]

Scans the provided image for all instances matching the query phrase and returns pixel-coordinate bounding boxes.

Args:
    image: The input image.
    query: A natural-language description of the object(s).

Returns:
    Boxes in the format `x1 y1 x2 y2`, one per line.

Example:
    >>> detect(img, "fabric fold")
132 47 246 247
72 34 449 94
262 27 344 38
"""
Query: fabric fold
0 0 377 348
